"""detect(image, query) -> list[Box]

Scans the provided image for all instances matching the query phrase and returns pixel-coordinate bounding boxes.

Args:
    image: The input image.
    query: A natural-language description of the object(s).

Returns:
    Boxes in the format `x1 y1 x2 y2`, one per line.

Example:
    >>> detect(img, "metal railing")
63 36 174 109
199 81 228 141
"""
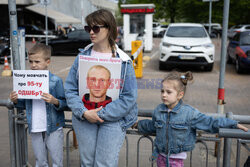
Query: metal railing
1 100 250 167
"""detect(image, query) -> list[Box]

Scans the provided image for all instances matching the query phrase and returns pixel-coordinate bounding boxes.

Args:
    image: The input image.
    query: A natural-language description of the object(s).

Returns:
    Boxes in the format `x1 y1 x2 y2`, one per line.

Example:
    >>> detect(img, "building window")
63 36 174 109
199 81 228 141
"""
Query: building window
130 14 145 34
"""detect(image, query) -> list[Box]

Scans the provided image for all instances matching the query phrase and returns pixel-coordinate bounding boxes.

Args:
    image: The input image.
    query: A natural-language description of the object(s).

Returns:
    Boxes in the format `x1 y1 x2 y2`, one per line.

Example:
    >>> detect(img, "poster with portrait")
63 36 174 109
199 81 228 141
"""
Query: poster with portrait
79 55 122 102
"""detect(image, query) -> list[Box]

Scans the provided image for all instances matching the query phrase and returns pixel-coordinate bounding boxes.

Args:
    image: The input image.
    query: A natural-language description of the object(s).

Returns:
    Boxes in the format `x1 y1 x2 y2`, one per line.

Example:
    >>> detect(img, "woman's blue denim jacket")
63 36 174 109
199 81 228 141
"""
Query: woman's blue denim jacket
64 44 138 131
138 100 238 160
15 72 67 134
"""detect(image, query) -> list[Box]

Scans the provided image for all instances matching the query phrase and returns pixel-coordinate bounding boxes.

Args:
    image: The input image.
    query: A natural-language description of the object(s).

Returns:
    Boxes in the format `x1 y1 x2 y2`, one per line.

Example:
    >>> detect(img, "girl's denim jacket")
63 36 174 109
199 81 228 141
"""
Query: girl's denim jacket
15 72 67 134
64 44 138 131
138 100 238 160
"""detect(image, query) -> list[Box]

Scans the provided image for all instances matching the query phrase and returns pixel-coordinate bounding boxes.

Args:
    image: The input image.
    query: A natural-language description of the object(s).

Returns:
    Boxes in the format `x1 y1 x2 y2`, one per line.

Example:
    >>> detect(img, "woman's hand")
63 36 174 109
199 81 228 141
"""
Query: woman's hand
41 93 59 106
9 91 18 104
237 124 248 132
83 107 104 123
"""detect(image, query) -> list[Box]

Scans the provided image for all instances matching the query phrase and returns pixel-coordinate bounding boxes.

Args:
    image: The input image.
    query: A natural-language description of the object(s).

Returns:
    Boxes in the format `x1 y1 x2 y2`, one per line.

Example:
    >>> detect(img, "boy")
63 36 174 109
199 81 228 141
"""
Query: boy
10 43 67 167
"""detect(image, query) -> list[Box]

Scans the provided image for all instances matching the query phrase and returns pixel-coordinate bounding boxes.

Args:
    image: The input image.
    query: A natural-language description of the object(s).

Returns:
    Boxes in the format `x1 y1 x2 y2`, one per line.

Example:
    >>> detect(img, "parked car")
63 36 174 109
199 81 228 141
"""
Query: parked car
227 31 250 73
203 23 222 38
0 36 10 64
158 25 168 37
153 22 161 37
0 27 9 37
159 23 215 71
41 29 91 55
228 25 250 39
19 24 53 35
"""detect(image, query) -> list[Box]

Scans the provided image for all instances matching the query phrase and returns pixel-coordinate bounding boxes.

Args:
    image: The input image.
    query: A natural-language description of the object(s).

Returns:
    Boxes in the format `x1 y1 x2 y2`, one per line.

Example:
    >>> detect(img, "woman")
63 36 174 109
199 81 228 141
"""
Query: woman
64 9 138 167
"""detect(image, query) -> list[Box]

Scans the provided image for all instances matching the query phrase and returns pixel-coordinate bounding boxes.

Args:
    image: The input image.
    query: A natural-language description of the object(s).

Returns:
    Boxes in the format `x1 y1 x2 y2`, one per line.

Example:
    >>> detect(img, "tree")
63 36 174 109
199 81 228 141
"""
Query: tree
119 0 250 25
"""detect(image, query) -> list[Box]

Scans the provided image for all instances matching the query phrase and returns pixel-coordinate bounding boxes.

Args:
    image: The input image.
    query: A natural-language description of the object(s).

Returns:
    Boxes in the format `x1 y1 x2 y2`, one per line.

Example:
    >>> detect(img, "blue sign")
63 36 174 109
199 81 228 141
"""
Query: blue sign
13 30 17 36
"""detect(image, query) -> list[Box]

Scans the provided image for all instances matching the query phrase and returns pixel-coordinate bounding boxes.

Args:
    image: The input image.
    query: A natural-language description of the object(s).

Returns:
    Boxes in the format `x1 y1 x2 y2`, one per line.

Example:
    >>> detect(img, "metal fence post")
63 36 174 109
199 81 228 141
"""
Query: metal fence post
236 139 241 167
8 107 16 167
222 112 233 167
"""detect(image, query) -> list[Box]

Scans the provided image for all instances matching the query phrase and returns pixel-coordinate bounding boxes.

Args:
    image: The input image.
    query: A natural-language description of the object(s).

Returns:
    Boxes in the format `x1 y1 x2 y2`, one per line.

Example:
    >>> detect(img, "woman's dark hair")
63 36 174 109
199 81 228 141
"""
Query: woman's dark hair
162 71 193 94
85 9 117 57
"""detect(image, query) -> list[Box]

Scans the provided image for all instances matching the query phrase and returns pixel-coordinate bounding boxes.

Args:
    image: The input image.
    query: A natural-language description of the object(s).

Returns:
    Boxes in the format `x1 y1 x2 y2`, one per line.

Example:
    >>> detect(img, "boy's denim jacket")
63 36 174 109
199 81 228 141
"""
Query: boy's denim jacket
138 100 238 160
15 72 67 134
64 44 138 131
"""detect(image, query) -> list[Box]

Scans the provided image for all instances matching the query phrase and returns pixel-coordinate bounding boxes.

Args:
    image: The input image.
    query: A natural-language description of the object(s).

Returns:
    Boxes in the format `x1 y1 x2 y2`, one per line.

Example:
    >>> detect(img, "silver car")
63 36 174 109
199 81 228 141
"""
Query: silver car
228 24 250 39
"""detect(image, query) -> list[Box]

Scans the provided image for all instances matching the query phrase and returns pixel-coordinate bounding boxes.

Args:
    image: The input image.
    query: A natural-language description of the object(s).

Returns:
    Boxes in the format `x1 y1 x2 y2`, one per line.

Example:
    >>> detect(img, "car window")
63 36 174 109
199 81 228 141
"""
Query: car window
233 33 240 41
234 25 243 29
240 32 250 45
67 30 90 40
166 26 207 38
153 23 160 28
161 25 168 28
79 31 90 39
67 31 81 39
245 26 250 30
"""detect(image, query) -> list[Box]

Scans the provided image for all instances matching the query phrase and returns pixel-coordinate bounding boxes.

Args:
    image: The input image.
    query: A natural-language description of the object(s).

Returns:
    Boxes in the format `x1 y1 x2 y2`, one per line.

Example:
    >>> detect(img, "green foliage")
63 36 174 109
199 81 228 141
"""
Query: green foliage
119 0 250 26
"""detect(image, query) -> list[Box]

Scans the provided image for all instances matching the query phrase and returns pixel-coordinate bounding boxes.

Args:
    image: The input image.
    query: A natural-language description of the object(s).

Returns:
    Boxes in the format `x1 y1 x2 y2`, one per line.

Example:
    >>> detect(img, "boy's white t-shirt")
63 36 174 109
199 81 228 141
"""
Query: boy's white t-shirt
31 99 47 132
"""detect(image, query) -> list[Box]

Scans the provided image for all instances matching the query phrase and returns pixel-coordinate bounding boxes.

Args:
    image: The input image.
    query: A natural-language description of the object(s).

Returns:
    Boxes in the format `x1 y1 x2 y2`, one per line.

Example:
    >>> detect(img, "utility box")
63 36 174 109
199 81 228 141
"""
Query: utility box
121 4 155 52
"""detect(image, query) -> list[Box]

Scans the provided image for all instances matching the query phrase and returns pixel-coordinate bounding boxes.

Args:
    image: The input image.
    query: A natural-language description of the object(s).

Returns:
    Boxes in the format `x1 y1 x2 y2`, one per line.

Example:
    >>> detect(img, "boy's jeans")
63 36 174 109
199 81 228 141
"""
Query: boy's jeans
72 115 126 167
30 128 64 167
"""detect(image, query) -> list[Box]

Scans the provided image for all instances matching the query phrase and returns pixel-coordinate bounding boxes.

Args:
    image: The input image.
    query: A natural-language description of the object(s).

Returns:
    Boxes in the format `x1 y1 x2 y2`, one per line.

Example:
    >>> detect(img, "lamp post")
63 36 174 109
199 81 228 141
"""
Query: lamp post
38 0 51 45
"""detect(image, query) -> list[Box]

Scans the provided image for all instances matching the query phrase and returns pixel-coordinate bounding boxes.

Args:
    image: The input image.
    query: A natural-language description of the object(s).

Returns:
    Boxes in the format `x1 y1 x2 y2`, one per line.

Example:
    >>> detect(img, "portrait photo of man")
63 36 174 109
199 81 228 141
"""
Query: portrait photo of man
82 65 112 109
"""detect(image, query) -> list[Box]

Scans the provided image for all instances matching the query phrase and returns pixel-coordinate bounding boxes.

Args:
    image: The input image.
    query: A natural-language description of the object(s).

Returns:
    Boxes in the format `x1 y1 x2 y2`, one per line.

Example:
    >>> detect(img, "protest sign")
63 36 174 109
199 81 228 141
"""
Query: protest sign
13 70 49 99
79 55 122 101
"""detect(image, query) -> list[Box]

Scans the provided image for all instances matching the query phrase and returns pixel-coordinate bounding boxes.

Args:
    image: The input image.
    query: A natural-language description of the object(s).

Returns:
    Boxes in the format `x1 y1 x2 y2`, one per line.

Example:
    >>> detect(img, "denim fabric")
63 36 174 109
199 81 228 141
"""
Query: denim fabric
72 115 126 167
64 44 138 130
138 100 238 162
15 72 67 134
65 44 137 166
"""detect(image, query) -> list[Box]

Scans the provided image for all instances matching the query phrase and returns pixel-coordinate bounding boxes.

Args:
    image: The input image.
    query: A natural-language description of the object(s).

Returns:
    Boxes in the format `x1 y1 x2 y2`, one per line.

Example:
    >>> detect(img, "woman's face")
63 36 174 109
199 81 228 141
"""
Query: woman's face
88 24 109 45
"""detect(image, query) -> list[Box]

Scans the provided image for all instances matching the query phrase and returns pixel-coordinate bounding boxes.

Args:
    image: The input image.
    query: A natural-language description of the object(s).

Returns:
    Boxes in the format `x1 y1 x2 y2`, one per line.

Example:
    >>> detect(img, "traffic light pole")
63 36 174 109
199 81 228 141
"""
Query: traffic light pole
217 0 230 115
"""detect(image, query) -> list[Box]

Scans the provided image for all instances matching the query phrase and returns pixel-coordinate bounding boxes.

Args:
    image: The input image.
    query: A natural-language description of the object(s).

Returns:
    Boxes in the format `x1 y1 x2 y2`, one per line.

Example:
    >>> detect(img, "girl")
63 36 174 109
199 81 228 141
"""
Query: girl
64 9 137 167
132 71 248 167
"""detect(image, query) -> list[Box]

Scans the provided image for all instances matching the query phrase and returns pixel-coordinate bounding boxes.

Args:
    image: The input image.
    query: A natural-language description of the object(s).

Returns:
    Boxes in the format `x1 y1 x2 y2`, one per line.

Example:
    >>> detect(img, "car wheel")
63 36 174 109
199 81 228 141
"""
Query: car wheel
204 63 214 71
235 57 243 73
226 52 232 64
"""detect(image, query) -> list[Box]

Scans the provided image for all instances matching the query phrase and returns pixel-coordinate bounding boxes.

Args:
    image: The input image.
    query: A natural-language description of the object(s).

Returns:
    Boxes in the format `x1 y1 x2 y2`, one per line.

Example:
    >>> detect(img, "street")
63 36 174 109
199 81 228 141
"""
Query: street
0 38 250 166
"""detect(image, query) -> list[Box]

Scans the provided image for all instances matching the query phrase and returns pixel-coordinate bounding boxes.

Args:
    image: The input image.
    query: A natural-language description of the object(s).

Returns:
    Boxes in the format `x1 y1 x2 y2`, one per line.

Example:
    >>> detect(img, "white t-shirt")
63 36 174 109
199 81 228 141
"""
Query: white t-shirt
31 99 47 132
91 49 112 58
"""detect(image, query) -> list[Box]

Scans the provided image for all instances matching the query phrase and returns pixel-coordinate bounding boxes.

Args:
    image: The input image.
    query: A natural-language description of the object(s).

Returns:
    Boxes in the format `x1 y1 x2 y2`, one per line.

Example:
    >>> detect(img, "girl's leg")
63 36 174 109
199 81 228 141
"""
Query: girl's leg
156 154 166 167
46 128 64 167
94 121 126 167
72 115 98 167
30 132 49 167
169 158 184 167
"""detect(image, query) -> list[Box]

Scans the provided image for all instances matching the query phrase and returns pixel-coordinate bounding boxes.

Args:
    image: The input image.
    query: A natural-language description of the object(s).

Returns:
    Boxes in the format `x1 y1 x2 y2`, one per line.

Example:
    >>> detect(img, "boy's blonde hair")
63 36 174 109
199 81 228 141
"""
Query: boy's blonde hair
28 43 51 60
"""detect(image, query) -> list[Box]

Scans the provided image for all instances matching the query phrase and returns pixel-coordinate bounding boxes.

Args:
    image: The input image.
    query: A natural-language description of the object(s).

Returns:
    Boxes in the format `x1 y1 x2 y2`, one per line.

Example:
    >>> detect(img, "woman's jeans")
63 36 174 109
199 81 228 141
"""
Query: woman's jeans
72 115 126 167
